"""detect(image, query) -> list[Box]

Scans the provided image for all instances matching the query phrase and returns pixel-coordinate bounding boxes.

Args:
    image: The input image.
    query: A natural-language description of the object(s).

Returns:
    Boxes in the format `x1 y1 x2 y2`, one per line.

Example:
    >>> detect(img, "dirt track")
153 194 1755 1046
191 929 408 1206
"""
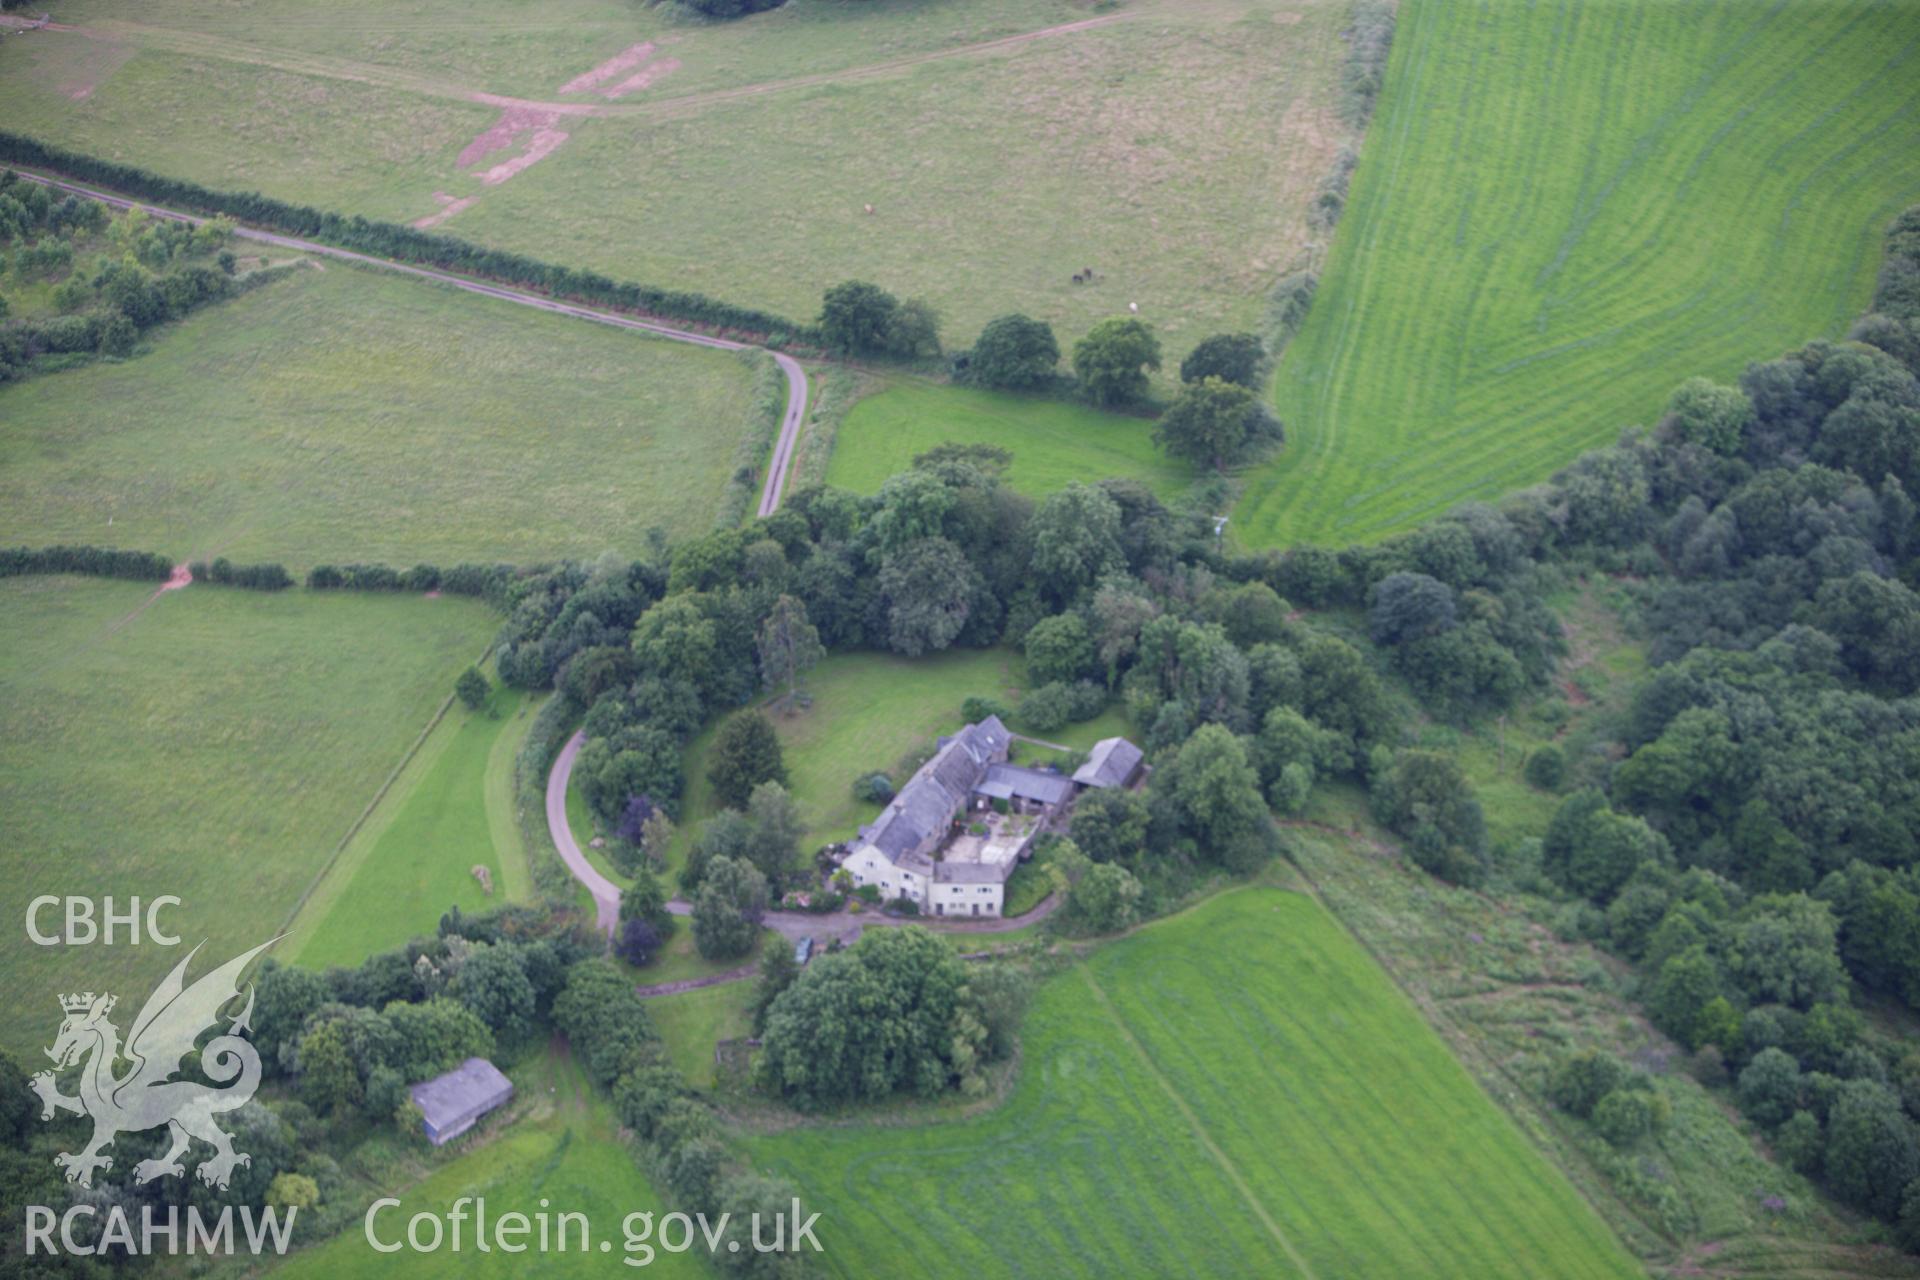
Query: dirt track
16 13 1135 121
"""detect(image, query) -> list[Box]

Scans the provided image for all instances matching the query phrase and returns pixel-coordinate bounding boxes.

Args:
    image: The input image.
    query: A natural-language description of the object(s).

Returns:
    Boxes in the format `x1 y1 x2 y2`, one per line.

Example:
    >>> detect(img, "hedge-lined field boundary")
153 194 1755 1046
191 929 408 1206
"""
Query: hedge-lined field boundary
0 133 817 346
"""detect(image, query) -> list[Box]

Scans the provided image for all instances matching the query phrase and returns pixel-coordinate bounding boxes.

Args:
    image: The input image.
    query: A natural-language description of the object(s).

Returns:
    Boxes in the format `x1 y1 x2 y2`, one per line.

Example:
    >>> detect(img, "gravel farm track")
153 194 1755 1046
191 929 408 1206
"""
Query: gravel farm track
11 170 812 517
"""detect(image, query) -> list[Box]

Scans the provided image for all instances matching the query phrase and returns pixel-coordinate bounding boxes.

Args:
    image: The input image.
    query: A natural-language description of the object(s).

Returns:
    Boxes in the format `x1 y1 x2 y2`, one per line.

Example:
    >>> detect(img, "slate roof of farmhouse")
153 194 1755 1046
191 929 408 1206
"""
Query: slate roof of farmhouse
977 762 1074 806
934 860 1011 884
409 1057 512 1133
858 717 1010 869
1073 737 1145 789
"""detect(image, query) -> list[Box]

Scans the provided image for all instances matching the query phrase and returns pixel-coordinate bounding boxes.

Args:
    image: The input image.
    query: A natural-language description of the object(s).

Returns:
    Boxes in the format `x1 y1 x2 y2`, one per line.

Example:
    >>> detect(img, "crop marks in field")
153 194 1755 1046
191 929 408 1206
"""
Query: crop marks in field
1240 0 1920 547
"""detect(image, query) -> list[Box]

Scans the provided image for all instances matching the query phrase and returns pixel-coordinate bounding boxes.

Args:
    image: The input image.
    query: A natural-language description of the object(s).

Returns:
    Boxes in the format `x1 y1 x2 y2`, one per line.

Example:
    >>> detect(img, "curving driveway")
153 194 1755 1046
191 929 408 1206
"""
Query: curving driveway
547 730 624 935
546 728 1057 945
14 172 810 519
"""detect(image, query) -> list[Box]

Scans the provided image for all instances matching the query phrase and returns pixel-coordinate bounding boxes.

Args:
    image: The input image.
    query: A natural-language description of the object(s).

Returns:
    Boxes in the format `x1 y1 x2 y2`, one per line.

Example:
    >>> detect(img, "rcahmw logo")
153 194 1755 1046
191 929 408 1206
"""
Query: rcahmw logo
22 937 298 1258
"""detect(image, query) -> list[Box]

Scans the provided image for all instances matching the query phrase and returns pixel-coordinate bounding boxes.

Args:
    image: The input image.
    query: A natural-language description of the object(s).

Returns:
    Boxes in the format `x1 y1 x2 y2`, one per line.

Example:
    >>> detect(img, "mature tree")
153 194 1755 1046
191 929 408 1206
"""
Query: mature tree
577 726 684 822
1072 317 1161 407
1825 1078 1920 1219
1159 723 1272 870
1070 786 1151 863
1254 706 1337 814
1154 376 1258 470
1054 840 1142 934
1818 861 1920 1005
1730 894 1850 1010
0 1049 37 1145
968 313 1059 388
615 917 662 967
682 809 754 894
252 962 331 1066
1369 749 1488 885
878 537 977 656
455 665 490 711
1211 581 1291 649
552 959 657 1087
454 942 537 1044
1025 612 1097 686
1290 630 1396 760
756 593 825 701
1179 332 1265 388
297 1021 361 1116
630 596 719 695
1369 572 1457 645
692 856 768 960
1541 790 1669 903
886 296 942 358
758 926 988 1108
1647 945 1731 1050
1738 1047 1805 1126
1548 1048 1630 1118
621 868 676 935
639 807 676 872
1027 482 1126 603
818 280 899 355
707 711 789 810
744 780 805 885
736 946 800 1045
1130 617 1253 731
1666 376 1755 455
1593 1087 1670 1147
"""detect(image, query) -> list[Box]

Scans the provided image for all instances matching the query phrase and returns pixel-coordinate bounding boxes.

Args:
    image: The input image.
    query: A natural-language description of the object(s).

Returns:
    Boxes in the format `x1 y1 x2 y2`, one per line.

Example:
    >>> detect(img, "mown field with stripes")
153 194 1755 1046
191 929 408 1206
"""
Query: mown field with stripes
747 887 1641 1279
1238 0 1920 547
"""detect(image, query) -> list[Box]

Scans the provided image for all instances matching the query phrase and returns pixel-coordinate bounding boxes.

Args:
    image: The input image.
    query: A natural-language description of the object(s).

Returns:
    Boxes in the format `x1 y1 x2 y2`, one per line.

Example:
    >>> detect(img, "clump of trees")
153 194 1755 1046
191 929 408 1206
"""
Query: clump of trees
757 928 1025 1107
817 279 940 359
0 172 242 381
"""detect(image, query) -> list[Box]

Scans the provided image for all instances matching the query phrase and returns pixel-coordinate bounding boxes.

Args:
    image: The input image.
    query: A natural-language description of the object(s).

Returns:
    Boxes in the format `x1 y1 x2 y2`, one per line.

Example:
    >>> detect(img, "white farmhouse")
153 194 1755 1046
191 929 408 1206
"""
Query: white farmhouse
842 716 1134 918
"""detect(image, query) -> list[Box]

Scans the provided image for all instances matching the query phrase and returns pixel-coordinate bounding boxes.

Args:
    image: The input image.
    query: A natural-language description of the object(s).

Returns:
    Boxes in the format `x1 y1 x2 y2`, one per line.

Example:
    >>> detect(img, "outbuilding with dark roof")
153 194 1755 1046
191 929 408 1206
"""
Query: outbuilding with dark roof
409 1057 513 1146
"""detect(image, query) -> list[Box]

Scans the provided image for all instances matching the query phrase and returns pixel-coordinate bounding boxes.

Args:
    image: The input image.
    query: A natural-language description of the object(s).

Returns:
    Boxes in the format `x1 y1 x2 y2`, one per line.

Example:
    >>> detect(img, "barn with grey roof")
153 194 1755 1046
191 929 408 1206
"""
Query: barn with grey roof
409 1057 513 1146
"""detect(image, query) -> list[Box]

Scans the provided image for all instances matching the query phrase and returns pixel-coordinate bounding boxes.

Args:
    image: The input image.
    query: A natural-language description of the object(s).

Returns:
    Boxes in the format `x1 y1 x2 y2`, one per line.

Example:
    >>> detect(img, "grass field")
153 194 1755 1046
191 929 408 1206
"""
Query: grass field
273 1047 711 1279
0 577 493 1055
1238 0 1920 546
647 983 755 1091
0 0 1354 359
0 263 759 568
747 887 1641 1278
286 685 535 969
822 380 1193 502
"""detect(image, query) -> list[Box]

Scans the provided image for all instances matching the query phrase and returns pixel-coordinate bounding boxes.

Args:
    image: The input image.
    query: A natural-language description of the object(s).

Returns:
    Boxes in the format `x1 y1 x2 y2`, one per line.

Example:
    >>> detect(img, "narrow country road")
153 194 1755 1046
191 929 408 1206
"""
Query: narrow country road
13 171 810 518
547 731 623 936
547 730 1059 954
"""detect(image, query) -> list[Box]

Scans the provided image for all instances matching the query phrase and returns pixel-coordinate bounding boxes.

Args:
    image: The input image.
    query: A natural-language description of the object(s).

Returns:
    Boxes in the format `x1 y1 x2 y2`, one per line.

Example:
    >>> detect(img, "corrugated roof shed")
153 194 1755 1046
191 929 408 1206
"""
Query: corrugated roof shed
409 1057 512 1145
